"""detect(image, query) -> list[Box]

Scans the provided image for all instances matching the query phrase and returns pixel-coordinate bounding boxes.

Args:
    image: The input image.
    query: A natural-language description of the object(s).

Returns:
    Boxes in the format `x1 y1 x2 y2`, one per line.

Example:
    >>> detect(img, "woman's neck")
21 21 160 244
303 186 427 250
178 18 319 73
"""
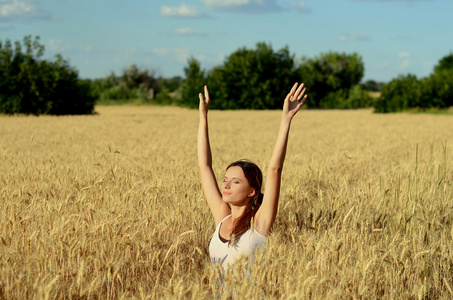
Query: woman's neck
230 204 249 222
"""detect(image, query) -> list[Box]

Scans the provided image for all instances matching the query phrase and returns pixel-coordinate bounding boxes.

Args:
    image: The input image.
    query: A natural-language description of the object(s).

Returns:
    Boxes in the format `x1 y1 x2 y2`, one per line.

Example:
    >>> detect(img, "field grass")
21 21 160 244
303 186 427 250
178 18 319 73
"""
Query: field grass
1 106 452 299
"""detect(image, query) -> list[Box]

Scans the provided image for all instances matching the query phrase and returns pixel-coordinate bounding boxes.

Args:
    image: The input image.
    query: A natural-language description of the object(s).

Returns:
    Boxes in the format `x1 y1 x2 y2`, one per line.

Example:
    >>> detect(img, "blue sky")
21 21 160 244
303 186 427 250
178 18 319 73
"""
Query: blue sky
1 0 451 82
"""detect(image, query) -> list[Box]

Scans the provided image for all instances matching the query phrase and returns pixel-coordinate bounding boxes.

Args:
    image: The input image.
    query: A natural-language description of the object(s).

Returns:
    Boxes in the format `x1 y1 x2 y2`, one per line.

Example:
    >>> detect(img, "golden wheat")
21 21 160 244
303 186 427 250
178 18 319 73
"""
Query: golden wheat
0 106 452 299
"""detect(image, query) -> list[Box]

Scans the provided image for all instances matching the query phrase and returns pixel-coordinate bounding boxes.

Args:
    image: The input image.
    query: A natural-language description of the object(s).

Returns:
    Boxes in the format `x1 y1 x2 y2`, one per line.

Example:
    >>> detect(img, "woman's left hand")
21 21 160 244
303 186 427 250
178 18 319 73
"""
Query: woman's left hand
282 82 307 120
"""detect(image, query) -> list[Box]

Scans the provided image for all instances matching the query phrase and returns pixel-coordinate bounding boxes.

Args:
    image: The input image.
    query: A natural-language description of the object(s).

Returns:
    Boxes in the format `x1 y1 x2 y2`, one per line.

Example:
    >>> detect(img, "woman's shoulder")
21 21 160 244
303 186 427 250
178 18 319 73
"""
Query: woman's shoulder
215 214 232 228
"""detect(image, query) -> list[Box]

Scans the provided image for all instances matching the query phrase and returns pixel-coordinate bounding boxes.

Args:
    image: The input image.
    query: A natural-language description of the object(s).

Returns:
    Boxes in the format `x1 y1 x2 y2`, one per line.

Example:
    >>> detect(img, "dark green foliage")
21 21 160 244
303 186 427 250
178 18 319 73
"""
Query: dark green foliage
361 80 382 92
205 66 228 109
376 53 453 113
322 85 374 109
182 43 297 110
434 52 453 73
429 58 453 108
0 36 95 115
180 57 205 108
297 52 365 108
155 86 172 104
158 76 183 95
345 85 375 108
181 44 370 110
210 43 296 109
91 64 160 104
375 74 421 113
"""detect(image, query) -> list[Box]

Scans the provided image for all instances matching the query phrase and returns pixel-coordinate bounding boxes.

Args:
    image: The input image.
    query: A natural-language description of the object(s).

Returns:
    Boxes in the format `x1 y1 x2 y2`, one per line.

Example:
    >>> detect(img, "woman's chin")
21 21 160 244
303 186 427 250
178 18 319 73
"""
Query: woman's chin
222 197 248 207
222 197 237 204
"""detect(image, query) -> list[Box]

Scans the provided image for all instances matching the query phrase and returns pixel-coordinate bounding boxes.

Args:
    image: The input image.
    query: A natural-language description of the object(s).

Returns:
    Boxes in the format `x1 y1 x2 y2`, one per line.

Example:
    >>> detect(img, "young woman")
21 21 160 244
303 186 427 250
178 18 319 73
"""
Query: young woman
198 83 307 270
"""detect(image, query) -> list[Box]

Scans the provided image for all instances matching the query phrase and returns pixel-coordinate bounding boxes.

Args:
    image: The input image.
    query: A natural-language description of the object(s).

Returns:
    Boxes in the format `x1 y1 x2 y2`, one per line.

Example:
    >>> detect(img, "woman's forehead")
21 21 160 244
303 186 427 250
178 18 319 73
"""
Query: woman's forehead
225 166 245 178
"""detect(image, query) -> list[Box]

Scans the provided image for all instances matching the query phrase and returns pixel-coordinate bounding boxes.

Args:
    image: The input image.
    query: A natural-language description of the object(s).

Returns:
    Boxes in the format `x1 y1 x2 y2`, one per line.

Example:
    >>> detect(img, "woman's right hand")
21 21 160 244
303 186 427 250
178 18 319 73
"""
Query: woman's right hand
199 85 210 118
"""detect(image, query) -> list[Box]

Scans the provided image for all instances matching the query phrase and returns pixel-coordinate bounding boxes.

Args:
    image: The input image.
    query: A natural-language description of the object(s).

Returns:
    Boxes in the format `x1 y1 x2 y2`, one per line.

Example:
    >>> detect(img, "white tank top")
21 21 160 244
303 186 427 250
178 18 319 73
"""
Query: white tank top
209 215 267 270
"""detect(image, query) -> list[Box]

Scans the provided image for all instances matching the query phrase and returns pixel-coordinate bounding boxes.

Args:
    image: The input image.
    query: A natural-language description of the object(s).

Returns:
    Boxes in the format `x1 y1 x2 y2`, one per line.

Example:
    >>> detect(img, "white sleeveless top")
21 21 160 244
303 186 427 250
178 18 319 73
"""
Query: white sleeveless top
209 215 267 270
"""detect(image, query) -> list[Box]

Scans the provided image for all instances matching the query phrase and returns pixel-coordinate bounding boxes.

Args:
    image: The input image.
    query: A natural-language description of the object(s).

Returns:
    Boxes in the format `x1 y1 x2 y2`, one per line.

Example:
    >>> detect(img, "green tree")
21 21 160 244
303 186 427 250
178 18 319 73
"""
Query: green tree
92 65 159 103
421 69 453 108
297 52 364 108
204 42 296 109
181 57 205 108
431 53 453 108
374 53 453 113
375 74 421 113
361 80 382 92
0 36 95 115
434 52 453 73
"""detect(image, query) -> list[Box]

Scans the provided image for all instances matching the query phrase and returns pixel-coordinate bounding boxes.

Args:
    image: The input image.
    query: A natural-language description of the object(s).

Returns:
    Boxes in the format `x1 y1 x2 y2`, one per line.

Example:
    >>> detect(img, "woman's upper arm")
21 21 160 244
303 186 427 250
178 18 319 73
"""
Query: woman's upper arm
254 168 281 235
199 165 231 225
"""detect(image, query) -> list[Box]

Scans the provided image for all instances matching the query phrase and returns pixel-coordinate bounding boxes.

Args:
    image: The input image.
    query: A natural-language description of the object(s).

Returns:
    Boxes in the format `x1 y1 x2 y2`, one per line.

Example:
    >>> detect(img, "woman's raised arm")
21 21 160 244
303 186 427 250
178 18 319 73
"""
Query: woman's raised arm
254 83 308 235
198 85 231 225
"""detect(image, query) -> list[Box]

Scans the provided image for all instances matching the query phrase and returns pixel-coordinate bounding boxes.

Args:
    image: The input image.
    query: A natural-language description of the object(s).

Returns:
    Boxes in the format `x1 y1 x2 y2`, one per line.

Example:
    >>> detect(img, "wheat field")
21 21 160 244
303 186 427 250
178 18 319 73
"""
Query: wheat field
1 106 452 299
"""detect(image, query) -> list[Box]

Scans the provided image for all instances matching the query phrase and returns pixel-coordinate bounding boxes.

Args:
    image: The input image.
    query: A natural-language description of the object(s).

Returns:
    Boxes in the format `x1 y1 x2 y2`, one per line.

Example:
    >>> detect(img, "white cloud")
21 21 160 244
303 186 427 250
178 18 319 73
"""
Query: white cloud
399 60 410 69
422 60 435 73
202 0 256 8
216 52 226 64
153 47 190 63
0 0 49 20
173 49 191 63
201 0 281 13
398 51 411 58
109 48 139 64
352 0 428 6
172 27 205 36
339 32 369 42
153 48 169 55
398 51 411 69
423 60 435 67
160 4 203 18
291 1 310 13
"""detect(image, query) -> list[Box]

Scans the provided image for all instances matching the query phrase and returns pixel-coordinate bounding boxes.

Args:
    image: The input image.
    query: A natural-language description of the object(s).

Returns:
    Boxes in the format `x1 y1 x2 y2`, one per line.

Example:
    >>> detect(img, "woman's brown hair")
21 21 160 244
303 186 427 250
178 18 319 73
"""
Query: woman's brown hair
227 160 264 246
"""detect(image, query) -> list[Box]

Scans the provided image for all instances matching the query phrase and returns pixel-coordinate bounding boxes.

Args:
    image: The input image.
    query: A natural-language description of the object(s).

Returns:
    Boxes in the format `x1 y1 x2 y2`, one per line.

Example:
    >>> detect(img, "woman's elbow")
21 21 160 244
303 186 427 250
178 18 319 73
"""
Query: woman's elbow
267 166 282 175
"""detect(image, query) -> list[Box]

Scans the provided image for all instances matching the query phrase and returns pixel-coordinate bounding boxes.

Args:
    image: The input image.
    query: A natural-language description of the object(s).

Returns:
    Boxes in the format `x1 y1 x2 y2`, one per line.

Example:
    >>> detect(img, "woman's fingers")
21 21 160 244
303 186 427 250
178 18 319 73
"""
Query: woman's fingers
204 85 210 104
299 94 308 104
285 83 298 101
199 85 210 110
286 82 307 102
294 83 306 100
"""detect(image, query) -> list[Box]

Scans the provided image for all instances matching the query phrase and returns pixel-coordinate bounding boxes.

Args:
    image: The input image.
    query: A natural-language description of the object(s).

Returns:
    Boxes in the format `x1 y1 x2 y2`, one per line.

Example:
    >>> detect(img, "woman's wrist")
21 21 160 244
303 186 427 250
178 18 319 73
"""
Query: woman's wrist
199 115 208 125
280 114 292 125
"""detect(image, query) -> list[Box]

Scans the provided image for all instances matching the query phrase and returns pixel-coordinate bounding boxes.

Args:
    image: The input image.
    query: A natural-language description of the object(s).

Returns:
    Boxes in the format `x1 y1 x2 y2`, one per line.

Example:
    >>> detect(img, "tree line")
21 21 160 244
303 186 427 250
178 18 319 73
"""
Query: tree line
375 54 453 112
1 36 451 115
181 43 376 110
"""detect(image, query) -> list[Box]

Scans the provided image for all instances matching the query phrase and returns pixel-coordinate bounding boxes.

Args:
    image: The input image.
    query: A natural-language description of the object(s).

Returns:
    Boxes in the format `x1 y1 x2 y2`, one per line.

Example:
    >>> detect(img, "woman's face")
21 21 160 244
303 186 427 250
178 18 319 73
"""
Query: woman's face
221 166 255 206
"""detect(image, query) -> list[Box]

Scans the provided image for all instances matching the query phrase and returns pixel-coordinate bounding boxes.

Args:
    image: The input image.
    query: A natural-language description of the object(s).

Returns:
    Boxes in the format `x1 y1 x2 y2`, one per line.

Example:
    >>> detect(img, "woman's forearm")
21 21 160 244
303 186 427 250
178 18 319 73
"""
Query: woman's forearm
268 117 292 172
198 116 213 168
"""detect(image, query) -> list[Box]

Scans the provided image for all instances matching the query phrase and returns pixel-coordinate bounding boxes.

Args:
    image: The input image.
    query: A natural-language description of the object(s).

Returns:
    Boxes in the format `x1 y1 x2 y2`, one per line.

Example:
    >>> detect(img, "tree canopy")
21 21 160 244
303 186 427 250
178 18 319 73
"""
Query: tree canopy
297 52 365 108
376 53 453 113
0 36 95 115
181 43 369 109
